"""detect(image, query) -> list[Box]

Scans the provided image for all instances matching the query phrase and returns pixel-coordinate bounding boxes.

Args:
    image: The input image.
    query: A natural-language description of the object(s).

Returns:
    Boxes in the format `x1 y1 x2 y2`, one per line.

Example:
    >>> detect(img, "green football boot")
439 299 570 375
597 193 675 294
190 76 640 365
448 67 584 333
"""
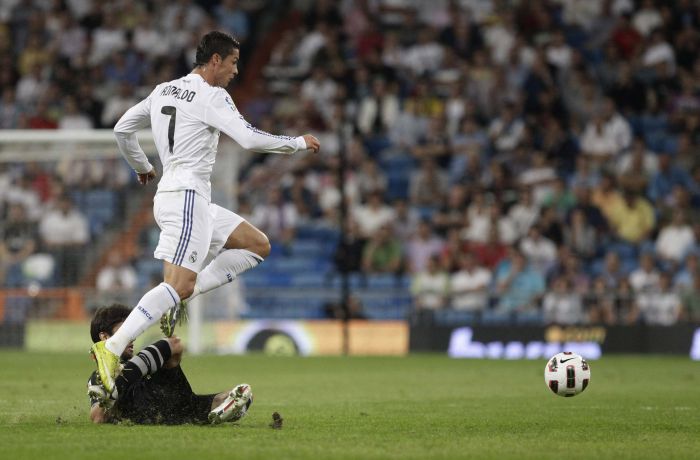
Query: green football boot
89 341 120 395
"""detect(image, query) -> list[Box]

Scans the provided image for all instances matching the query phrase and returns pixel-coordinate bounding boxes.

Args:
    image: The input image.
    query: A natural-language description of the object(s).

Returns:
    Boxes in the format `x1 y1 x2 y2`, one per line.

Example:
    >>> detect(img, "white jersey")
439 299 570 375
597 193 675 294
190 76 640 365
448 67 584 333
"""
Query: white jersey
114 73 306 201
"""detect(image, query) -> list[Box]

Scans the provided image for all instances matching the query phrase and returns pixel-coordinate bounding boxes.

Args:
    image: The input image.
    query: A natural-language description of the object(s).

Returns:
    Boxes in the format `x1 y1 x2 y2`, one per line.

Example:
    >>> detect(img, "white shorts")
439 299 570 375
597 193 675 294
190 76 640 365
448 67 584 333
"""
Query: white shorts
153 190 245 273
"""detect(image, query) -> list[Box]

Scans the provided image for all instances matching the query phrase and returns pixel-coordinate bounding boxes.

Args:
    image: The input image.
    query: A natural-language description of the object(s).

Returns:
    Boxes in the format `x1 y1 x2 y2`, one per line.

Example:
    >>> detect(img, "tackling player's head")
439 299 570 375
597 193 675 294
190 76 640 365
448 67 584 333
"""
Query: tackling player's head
90 304 135 360
194 31 241 88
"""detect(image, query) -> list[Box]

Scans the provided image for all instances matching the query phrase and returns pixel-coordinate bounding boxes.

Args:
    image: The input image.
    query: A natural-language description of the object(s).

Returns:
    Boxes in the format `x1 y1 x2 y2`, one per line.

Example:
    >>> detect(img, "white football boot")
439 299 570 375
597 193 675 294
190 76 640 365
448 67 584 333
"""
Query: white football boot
208 384 253 424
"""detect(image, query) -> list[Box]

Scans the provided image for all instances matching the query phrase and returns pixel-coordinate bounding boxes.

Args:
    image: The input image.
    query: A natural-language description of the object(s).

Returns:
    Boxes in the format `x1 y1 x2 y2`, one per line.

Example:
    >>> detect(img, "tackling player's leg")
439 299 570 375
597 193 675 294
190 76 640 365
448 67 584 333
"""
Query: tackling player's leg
208 384 253 424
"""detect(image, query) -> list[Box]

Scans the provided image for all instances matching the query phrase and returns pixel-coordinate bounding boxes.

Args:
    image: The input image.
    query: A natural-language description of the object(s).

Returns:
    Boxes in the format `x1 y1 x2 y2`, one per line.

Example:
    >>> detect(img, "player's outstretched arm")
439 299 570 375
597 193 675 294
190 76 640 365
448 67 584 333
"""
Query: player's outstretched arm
206 90 320 154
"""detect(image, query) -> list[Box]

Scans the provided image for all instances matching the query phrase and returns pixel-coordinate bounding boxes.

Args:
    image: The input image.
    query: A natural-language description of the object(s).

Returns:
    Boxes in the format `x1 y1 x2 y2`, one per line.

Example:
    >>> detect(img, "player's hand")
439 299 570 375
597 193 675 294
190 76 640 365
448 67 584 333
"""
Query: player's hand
137 168 157 185
302 134 320 153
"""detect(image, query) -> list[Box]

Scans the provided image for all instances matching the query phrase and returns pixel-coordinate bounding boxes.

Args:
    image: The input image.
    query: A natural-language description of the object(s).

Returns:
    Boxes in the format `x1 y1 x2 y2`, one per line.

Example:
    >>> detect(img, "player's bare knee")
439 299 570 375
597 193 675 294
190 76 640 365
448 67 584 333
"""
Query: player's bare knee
251 233 271 258
173 281 195 300
167 337 184 355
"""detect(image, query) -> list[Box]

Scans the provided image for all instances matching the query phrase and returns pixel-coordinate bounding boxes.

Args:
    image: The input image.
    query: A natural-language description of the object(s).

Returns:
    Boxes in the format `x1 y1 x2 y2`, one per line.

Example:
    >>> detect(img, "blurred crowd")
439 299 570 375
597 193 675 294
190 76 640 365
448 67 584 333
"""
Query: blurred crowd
2 0 700 326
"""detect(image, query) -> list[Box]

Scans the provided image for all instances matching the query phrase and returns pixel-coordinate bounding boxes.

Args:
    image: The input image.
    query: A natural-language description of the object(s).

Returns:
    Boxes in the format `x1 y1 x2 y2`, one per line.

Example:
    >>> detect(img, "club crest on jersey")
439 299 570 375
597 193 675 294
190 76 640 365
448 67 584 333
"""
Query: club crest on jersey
189 251 198 263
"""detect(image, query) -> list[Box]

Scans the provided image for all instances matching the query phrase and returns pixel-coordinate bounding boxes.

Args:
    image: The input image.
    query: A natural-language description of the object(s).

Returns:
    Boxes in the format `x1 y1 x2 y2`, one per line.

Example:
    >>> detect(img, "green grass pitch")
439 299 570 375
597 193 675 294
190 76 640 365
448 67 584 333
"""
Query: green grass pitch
1 352 698 459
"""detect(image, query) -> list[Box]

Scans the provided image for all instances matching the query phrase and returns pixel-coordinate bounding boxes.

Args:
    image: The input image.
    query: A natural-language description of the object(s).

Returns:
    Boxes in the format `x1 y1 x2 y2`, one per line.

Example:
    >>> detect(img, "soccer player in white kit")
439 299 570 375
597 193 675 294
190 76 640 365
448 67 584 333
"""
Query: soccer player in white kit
91 31 320 394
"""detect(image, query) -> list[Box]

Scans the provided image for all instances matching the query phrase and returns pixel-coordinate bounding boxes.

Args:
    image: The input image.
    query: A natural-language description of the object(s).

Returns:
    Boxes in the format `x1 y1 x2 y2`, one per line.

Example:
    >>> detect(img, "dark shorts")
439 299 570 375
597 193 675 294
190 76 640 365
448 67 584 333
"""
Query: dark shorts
115 365 216 425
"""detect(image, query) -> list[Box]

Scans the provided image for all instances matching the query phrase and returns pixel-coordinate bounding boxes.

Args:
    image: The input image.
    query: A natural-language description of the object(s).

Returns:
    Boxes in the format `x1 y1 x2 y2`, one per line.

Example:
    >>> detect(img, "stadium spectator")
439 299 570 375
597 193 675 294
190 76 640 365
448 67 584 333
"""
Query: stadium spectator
355 158 388 199
680 273 700 323
648 152 699 207
564 209 598 261
361 224 402 275
353 190 395 238
38 194 89 286
655 210 695 265
411 255 449 311
468 226 508 270
357 77 399 136
406 220 443 274
96 251 137 303
586 276 617 325
673 253 698 291
543 276 584 325
0 203 38 287
488 102 525 154
519 226 557 275
494 249 545 314
250 188 299 249
599 250 627 288
629 252 661 293
333 219 366 276
508 188 539 239
607 190 655 244
449 253 492 312
58 96 93 130
101 82 138 128
631 273 682 325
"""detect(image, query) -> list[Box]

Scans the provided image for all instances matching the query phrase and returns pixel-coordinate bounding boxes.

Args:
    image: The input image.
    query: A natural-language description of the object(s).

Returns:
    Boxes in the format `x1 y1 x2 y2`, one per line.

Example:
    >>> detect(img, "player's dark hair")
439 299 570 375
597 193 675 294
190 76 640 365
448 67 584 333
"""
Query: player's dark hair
90 304 131 343
194 31 240 66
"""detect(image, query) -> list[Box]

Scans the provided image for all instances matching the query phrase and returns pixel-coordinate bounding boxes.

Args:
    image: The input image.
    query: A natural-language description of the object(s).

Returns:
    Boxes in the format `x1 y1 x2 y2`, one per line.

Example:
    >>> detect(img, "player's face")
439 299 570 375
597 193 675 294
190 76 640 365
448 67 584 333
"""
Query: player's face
110 322 134 360
216 50 239 88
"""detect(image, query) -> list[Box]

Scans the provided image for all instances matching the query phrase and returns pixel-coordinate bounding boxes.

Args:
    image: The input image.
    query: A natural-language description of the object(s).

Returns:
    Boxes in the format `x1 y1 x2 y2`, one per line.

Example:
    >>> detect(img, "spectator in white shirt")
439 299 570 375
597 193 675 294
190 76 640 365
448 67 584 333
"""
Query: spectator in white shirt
353 191 395 238
543 276 585 325
38 194 89 286
357 77 400 136
519 225 558 274
96 250 138 303
545 30 573 71
89 11 126 64
632 273 682 325
250 188 299 246
655 210 695 265
449 253 492 312
101 82 138 127
488 102 525 154
629 252 660 293
632 0 663 37
58 96 93 130
616 137 658 176
411 256 449 311
508 188 540 238
580 115 619 164
301 67 338 120
641 29 676 76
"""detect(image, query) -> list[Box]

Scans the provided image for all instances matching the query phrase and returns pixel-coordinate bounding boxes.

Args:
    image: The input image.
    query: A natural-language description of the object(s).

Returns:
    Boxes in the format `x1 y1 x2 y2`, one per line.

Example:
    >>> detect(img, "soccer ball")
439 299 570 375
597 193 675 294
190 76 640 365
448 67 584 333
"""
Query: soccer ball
544 352 591 397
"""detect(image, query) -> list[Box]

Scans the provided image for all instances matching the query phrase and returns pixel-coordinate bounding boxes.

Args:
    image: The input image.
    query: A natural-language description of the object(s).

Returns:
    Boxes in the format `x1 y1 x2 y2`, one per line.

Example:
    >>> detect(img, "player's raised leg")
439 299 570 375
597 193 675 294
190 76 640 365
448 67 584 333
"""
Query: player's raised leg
191 221 270 298
162 218 271 334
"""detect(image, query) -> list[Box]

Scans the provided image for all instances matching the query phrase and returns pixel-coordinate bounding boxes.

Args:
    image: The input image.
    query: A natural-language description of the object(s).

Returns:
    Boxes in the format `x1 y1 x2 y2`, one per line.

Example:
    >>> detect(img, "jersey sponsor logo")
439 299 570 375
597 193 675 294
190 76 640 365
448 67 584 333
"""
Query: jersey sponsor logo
137 305 153 320
189 251 198 263
160 85 196 102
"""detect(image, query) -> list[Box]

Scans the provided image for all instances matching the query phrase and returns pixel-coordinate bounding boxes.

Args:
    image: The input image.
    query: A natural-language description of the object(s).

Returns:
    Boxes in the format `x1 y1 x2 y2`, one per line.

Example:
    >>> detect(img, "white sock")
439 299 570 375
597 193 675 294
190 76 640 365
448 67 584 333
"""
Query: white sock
188 249 263 301
105 282 180 356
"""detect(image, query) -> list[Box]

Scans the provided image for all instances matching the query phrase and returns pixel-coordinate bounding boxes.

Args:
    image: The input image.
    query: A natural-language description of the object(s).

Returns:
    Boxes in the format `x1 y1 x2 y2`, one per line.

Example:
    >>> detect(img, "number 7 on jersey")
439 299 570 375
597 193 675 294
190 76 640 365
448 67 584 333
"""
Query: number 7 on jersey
161 106 176 153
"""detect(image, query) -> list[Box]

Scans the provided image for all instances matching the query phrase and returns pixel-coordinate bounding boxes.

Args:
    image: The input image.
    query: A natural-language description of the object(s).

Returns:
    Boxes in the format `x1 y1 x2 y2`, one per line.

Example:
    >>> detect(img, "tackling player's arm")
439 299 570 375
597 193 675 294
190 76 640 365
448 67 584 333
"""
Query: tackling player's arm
90 403 112 424
205 90 320 154
114 92 158 185
87 373 114 424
